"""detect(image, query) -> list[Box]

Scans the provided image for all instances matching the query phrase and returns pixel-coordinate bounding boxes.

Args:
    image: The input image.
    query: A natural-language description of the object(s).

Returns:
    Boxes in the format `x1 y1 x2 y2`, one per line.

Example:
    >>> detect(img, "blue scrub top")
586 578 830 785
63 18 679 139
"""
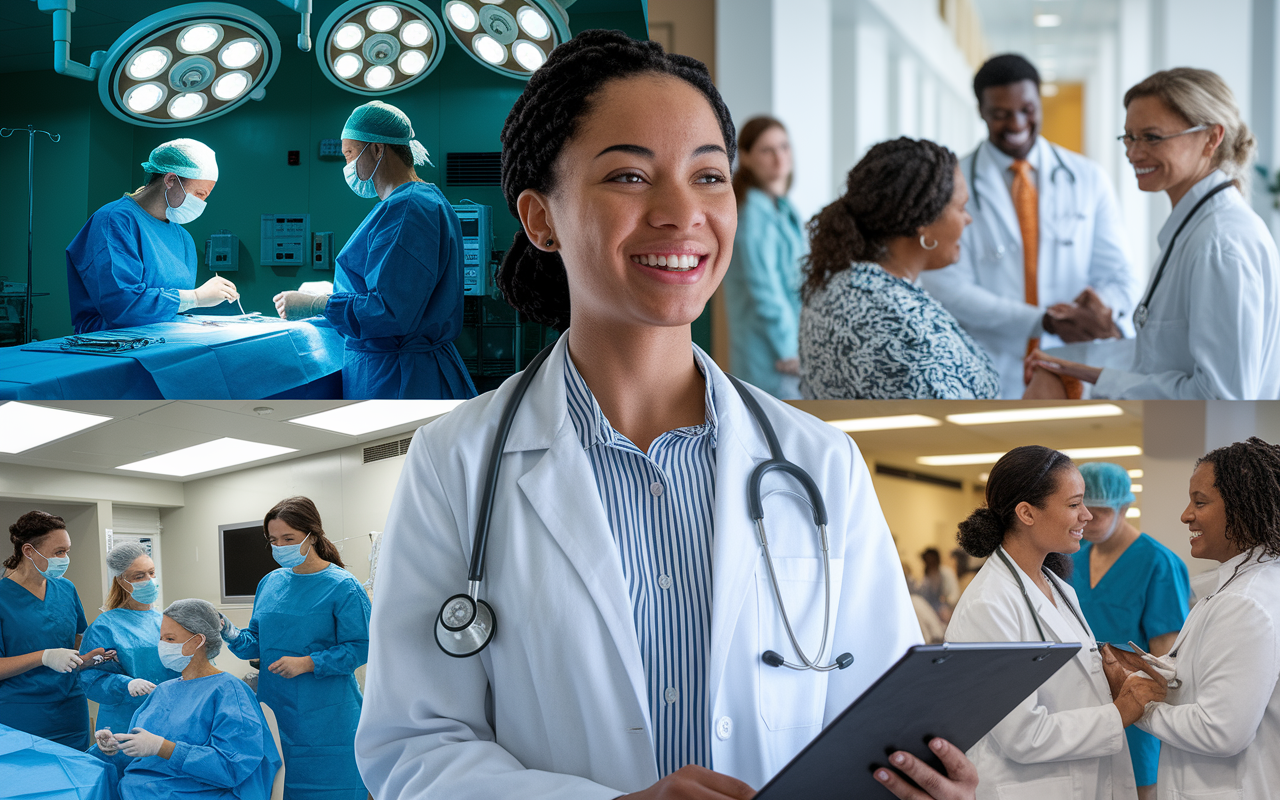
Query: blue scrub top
0 574 90 749
324 182 476 400
66 196 197 334
79 608 181 735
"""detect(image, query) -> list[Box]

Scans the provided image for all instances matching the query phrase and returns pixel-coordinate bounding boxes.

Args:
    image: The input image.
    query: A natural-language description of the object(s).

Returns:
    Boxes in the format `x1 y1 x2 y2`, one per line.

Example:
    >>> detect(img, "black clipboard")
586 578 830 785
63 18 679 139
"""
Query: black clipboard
756 642 1081 799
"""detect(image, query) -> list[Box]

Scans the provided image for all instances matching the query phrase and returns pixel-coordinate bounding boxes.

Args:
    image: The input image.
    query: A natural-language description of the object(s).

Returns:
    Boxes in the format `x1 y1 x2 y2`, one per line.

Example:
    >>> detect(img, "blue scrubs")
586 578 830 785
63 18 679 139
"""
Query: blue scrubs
0 575 90 749
66 196 197 334
79 608 181 735
1069 533 1191 786
324 182 477 400
0 721 119 800
92 671 281 800
225 564 371 800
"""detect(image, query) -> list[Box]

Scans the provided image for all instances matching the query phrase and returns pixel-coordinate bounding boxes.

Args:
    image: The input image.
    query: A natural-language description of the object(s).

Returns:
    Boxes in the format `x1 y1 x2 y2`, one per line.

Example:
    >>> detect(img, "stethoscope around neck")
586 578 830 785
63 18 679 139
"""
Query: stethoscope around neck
969 143 1080 258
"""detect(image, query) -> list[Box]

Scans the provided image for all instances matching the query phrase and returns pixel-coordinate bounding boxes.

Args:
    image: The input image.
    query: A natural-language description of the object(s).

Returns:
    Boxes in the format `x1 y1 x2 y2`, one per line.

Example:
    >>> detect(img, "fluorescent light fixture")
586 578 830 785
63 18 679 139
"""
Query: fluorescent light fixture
0 403 113 454
1061 446 1143 460
828 414 942 433
288 400 463 436
1126 507 1141 519
118 437 296 477
945 404 1123 426
1128 469 1144 478
1035 14 1062 27
1131 484 1143 493
917 445 1142 467
1042 82 1060 97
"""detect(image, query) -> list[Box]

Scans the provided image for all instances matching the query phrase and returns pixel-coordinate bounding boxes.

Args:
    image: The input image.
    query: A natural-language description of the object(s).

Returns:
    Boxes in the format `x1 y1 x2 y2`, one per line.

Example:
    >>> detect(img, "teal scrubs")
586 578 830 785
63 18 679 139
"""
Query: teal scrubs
1069 533 1191 786
224 564 371 799
0 575 90 748
79 608 181 735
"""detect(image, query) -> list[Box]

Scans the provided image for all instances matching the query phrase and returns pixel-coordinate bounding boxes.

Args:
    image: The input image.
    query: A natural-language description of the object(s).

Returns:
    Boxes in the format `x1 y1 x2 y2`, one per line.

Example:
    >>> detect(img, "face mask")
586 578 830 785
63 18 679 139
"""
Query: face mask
125 577 160 605
28 546 69 580
344 144 382 199
158 634 202 672
165 177 206 224
272 534 312 569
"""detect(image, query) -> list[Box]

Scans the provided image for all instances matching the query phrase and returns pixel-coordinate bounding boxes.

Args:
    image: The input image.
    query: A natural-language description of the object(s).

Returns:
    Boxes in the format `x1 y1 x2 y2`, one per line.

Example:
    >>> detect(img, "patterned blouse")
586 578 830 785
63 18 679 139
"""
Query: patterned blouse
799 262 1001 399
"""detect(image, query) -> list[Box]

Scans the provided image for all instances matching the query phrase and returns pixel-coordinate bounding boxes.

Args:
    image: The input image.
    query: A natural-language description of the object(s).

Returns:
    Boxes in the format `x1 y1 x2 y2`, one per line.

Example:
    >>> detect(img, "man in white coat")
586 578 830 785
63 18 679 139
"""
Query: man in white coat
921 54 1138 399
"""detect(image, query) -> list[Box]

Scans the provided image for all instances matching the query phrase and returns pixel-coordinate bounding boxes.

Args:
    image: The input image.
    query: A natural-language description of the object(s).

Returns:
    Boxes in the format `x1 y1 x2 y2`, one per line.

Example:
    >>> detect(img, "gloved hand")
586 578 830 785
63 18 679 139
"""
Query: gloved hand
128 678 157 697
194 276 240 307
219 612 240 640
116 727 164 758
94 728 120 756
42 648 83 673
273 291 330 321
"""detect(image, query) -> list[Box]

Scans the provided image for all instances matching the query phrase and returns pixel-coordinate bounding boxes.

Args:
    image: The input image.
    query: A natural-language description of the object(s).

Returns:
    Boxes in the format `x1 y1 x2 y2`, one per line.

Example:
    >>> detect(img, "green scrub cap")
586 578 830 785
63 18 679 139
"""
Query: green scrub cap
1079 461 1136 508
141 138 219 181
341 100 432 166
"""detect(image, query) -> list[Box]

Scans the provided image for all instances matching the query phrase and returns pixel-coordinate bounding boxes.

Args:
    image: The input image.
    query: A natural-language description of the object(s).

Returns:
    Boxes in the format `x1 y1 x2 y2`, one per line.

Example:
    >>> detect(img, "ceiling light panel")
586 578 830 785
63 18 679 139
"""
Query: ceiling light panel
916 445 1141 467
287 400 463 435
944 404 1124 425
827 414 942 432
443 0 569 80
318 0 446 95
0 403 113 454
117 437 297 477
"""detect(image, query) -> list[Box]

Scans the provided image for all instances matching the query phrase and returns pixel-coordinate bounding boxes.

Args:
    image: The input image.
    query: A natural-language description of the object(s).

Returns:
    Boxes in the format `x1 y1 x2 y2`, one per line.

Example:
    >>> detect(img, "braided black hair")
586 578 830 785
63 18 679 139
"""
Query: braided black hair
974 54 1041 101
802 137 957 299
497 29 736 332
1196 437 1280 559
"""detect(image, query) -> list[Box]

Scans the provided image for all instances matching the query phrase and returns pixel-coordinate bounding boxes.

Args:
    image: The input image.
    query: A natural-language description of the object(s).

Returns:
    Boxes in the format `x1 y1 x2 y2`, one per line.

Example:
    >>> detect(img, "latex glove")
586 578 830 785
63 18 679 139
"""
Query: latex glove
219 613 240 641
128 678 157 697
116 727 164 758
268 655 315 678
42 648 83 673
94 728 120 756
193 276 239 307
75 648 117 671
273 291 329 321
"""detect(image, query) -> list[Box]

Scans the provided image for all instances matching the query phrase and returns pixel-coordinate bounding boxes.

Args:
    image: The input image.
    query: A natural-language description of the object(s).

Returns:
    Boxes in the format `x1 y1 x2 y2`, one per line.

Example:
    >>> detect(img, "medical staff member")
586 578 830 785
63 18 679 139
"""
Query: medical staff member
921 54 1136 400
92 598 281 799
222 497 370 800
80 542 180 739
947 446 1167 800
273 102 476 400
356 30 979 800
1031 68 1280 399
66 139 239 334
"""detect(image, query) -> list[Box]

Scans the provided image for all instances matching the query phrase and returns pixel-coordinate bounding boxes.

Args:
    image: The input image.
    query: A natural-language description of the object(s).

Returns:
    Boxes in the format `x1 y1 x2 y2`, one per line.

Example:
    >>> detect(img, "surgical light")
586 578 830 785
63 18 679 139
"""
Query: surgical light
127 48 170 80
219 39 261 68
447 2 480 31
169 92 208 119
516 6 550 39
474 34 506 64
335 53 363 78
178 24 223 54
443 0 573 80
318 0 446 95
398 49 427 75
212 71 250 100
368 5 402 31
366 64 394 88
126 83 167 113
335 23 365 49
512 40 545 70
400 20 431 46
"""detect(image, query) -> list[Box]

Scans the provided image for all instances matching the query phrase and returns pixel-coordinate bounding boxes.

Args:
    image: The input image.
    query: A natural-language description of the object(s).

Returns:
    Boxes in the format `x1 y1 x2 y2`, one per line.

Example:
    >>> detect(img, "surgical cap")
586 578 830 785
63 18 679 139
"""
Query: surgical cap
141 138 219 181
341 101 432 166
163 598 223 658
105 542 148 578
1079 462 1136 509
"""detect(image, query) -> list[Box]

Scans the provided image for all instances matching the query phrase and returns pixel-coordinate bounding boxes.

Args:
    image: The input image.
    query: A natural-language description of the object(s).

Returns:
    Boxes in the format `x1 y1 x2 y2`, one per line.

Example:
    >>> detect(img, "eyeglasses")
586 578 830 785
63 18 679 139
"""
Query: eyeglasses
1117 125 1210 149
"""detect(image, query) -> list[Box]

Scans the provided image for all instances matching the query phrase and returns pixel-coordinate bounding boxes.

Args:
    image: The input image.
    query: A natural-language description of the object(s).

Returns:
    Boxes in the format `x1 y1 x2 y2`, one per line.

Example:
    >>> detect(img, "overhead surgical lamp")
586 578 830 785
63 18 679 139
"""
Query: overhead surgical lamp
442 0 573 80
316 0 447 95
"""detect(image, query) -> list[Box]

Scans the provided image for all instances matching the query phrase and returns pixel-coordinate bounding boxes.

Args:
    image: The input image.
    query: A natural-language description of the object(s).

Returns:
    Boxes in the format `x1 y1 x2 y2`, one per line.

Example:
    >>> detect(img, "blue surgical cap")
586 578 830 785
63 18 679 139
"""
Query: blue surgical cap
1079 462 1136 508
164 598 223 658
141 138 219 181
341 100 432 166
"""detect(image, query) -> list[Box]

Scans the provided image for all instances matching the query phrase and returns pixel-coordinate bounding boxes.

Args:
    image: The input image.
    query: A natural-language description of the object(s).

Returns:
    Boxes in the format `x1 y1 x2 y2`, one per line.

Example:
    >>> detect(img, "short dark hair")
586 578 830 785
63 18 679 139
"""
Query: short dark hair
974 54 1041 101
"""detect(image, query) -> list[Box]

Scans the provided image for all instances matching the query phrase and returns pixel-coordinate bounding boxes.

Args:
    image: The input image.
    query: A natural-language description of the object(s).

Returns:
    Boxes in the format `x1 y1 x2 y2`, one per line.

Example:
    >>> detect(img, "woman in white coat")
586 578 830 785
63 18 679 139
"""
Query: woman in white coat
354 30 977 800
1030 68 1280 399
946 446 1166 799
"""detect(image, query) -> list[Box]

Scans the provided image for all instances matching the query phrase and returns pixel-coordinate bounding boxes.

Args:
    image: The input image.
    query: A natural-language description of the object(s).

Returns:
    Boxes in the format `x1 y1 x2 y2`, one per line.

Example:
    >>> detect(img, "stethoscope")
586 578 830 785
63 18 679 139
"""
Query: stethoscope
994 548 1091 647
969 143 1082 258
435 344 853 673
1133 180 1234 328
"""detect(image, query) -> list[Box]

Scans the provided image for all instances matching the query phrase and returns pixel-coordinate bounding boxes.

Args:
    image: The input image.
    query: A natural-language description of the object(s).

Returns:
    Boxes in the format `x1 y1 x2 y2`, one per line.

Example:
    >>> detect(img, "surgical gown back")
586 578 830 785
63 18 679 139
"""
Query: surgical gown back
79 608 181 735
224 564 371 800
324 182 476 399
66 196 197 334
0 574 90 749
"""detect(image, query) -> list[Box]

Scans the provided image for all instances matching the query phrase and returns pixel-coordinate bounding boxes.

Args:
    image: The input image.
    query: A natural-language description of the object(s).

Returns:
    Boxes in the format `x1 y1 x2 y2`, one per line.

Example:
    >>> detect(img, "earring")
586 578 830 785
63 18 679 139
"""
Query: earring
545 238 554 247
920 235 939 251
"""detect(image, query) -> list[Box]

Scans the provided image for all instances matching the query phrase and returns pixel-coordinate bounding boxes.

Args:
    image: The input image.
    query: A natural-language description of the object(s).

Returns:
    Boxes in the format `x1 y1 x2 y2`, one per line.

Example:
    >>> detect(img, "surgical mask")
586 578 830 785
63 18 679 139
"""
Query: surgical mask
344 144 382 199
158 634 202 673
271 534 312 569
165 177 206 224
124 577 160 605
27 546 69 580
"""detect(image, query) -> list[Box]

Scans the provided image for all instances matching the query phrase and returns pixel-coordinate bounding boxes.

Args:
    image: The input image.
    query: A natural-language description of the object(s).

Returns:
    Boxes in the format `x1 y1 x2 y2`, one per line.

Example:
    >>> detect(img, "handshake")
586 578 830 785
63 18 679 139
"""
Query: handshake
1042 287 1124 343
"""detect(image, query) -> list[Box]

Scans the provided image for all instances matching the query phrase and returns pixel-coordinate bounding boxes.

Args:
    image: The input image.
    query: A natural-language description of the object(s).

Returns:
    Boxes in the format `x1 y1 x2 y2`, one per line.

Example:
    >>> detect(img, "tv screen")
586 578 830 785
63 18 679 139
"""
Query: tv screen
219 521 278 604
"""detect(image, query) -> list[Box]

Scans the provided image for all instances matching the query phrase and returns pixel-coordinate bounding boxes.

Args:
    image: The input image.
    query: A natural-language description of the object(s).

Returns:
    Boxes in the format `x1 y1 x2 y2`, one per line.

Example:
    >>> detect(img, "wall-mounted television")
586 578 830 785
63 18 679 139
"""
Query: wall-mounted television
219 521 277 605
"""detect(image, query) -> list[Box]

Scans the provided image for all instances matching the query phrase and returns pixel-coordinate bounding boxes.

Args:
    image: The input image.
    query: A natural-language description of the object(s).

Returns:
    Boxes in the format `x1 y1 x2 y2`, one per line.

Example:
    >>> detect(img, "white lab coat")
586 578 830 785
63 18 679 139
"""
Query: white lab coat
1092 170 1280 399
920 138 1138 399
1137 549 1280 799
945 548 1136 800
354 335 922 799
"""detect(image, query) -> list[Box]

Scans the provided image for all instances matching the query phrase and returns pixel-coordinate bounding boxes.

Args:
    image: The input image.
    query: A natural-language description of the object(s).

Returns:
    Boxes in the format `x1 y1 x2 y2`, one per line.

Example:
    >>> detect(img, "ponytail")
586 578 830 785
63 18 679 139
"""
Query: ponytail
495 230 571 332
263 496 346 569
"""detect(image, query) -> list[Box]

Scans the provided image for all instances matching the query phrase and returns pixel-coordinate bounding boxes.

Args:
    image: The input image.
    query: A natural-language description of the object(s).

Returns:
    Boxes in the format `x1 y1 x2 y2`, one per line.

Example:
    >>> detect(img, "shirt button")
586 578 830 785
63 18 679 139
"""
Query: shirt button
649 481 664 497
659 574 672 589
716 716 733 740
664 687 678 704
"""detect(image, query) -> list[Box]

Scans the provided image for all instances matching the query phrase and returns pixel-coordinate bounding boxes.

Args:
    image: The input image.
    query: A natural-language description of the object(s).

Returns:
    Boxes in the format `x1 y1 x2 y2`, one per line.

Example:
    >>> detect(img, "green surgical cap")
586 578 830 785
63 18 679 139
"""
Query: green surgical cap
141 138 219 181
1079 462 1136 508
341 100 432 166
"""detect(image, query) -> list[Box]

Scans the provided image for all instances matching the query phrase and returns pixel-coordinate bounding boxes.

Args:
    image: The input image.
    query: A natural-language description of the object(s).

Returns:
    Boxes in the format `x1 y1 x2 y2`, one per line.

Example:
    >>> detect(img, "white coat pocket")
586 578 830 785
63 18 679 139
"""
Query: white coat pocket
994 774 1074 799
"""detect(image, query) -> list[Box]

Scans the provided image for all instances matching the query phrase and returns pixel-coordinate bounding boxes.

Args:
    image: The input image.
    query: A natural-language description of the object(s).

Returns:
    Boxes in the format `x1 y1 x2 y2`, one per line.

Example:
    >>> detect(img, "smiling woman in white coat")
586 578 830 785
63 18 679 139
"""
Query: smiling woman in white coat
353 30 978 800
946 446 1167 800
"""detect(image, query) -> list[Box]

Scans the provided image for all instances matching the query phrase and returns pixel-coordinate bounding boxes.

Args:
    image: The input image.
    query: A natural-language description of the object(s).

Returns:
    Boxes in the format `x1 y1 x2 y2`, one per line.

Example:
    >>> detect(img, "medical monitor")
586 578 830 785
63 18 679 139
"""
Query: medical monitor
219 520 278 604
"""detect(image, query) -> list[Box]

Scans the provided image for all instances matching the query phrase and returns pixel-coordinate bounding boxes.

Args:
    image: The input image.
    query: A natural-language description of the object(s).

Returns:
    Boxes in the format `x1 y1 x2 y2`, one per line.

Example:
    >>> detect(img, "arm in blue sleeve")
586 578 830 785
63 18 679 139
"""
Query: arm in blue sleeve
90 214 183 329
79 622 133 707
310 581 372 677
1140 550 1192 642
168 689 267 788
736 199 800 361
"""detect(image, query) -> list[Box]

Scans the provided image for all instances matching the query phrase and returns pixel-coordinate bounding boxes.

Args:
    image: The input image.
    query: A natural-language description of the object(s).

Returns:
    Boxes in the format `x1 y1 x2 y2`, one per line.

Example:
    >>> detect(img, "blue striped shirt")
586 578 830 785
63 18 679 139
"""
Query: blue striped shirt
564 351 718 777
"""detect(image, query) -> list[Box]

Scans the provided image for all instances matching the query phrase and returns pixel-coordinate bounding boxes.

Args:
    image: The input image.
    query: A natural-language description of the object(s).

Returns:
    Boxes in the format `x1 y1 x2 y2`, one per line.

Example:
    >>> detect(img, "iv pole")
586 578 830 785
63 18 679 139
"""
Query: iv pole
0 124 59 345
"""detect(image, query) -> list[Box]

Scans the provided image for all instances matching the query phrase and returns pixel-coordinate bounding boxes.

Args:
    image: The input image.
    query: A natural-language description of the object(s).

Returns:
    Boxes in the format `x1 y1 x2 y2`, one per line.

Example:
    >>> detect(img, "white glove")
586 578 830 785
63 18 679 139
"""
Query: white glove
41 648 83 673
128 678 157 697
1141 652 1180 687
194 276 239 307
219 613 240 640
116 727 164 758
94 728 120 756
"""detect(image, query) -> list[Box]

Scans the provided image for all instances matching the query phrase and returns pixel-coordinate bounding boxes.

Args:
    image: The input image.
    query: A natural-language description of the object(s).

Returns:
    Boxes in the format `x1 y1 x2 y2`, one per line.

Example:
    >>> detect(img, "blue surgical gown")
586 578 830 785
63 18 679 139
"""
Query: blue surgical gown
66 196 197 334
323 182 477 400
79 608 181 735
0 722 119 800
224 564 371 800
0 575 90 749
1069 533 1192 786
92 671 281 800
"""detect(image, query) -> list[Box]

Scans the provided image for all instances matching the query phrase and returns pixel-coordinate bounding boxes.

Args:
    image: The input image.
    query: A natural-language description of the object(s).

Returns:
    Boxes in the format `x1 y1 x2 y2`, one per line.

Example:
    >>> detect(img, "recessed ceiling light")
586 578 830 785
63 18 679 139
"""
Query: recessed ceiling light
916 445 1141 467
978 472 989 483
827 414 942 432
1131 484 1143 493
1062 446 1142 460
287 400 463 435
0 403 113 454
1035 14 1062 27
1128 469 1143 478
117 438 296 477
945 405 1123 426
1126 507 1141 518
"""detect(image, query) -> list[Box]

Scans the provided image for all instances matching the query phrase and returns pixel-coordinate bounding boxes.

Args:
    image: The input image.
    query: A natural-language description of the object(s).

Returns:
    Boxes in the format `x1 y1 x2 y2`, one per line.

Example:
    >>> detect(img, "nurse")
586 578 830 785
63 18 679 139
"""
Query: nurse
1031 68 1280 399
946 446 1167 800
66 139 239 334
355 30 977 800
80 542 181 739
272 102 476 400
221 497 370 800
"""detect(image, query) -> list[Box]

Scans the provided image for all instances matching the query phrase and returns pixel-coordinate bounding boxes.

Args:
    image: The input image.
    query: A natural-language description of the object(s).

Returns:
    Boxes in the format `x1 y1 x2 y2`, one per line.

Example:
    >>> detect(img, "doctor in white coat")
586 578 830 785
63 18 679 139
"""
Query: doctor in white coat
946 446 1166 800
355 31 977 800
921 54 1137 400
